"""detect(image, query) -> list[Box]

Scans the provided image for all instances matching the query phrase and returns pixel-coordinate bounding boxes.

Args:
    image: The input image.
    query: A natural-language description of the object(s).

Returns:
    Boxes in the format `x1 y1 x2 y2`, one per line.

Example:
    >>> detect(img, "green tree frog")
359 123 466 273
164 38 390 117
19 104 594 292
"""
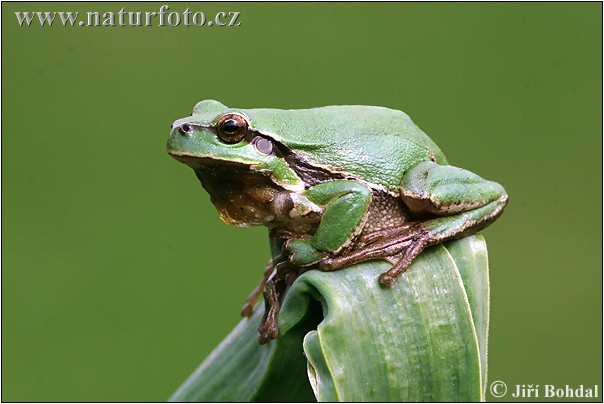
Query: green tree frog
167 100 508 344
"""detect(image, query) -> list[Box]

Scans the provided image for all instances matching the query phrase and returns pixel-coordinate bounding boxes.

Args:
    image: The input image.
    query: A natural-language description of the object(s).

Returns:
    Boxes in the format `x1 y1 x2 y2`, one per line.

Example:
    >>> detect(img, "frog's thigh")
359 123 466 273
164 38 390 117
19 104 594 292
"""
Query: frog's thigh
400 161 508 240
305 180 372 253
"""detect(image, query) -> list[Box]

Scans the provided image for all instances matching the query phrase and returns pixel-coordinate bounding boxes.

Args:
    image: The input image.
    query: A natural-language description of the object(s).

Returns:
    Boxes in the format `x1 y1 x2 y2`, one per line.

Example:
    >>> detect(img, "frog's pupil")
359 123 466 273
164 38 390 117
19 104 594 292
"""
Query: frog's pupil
222 120 241 133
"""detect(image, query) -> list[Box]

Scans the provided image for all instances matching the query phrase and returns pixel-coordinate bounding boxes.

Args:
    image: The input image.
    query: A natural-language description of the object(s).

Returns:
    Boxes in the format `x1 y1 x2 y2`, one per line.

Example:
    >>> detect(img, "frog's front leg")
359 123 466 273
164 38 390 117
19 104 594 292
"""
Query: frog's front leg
257 180 372 343
240 258 277 318
322 161 508 286
284 180 372 267
258 274 286 344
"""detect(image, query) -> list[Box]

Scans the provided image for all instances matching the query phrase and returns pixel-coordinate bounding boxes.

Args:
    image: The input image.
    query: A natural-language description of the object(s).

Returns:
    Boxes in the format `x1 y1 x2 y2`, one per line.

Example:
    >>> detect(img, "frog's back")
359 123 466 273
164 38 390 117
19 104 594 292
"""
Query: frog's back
246 105 447 192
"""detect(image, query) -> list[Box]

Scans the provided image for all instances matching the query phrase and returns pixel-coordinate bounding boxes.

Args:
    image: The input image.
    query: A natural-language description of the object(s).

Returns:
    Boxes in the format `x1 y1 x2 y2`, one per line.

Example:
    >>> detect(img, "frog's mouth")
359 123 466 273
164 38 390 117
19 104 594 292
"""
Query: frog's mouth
169 149 307 193
169 150 285 195
168 151 255 171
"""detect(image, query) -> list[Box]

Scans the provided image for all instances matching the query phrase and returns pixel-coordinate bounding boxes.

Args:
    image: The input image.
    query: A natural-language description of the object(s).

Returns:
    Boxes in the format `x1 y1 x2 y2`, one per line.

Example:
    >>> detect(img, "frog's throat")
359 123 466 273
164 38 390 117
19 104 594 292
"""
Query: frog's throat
193 165 322 229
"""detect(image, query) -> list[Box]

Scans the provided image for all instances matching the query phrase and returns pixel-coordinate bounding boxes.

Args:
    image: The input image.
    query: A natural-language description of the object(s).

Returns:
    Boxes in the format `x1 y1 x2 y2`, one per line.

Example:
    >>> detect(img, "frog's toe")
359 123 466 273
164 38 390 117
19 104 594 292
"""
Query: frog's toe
257 320 279 344
318 259 334 271
266 322 279 339
378 272 396 287
240 304 254 318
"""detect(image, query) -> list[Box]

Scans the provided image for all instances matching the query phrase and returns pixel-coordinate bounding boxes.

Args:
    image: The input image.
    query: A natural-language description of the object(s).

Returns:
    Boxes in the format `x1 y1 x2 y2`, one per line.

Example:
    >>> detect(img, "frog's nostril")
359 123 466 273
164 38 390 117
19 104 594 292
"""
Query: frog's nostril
179 124 191 135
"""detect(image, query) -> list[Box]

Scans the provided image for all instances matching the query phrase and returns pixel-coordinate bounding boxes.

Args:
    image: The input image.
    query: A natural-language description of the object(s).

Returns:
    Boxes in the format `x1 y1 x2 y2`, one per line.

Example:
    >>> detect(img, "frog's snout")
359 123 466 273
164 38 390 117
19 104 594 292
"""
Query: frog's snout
167 120 192 161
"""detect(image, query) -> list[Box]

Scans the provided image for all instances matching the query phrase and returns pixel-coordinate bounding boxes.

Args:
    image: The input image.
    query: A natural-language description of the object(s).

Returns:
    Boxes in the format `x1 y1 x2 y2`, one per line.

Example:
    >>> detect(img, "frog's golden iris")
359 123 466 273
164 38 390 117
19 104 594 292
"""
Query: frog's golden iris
216 113 248 144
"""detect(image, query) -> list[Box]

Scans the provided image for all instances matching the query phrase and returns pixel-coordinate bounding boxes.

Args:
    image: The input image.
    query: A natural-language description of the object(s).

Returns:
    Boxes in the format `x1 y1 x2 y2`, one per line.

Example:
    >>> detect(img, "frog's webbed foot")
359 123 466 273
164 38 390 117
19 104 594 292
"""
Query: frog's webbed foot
240 258 278 318
352 223 416 249
319 223 432 287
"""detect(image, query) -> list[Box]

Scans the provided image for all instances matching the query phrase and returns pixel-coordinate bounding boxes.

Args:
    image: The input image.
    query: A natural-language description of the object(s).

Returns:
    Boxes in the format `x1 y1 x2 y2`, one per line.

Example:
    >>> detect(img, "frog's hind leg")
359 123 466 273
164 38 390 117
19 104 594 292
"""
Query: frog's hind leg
375 198 505 286
321 161 507 286
353 223 414 249
319 207 494 287
318 225 421 276
376 227 432 285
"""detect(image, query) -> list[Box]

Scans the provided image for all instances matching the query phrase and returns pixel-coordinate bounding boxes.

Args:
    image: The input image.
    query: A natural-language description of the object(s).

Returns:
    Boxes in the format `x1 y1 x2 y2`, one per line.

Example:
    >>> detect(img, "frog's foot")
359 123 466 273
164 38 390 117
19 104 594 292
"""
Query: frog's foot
319 223 432 287
241 259 278 318
352 223 416 249
258 276 286 344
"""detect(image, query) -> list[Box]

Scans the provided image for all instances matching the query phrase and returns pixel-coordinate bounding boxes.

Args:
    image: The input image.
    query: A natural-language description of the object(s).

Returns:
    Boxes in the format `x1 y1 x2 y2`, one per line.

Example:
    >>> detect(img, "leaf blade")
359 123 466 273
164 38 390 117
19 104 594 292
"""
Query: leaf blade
171 236 489 402
444 235 490 399
169 302 316 402
294 240 483 401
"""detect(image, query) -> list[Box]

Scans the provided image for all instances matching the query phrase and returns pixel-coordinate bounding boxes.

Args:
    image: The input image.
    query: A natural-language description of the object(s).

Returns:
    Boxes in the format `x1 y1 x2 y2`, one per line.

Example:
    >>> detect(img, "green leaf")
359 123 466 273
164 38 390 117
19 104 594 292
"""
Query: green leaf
170 235 489 402
444 236 490 398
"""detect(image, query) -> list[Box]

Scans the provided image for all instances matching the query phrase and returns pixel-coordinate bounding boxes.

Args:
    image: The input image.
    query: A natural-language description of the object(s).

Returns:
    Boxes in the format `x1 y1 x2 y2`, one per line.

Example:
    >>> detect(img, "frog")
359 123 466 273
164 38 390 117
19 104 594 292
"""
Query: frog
167 100 508 344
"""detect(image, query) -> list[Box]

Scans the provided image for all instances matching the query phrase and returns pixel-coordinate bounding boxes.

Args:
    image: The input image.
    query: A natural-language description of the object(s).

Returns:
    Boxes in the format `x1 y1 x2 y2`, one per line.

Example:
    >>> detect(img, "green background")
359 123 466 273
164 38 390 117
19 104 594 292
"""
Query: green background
2 2 601 402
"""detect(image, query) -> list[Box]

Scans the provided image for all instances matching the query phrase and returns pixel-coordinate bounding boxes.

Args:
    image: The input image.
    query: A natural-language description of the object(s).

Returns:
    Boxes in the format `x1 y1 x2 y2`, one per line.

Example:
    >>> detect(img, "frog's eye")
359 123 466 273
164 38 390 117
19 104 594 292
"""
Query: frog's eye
216 113 248 144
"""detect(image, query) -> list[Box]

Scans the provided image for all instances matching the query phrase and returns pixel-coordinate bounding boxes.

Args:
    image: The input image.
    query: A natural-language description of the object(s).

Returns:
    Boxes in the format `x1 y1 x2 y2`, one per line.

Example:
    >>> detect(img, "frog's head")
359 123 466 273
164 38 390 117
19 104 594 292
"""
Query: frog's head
167 100 305 192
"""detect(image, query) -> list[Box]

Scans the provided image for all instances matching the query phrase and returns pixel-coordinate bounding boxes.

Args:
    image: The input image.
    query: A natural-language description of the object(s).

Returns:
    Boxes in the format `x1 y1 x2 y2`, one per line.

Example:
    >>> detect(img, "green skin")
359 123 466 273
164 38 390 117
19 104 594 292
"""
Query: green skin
167 100 508 343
